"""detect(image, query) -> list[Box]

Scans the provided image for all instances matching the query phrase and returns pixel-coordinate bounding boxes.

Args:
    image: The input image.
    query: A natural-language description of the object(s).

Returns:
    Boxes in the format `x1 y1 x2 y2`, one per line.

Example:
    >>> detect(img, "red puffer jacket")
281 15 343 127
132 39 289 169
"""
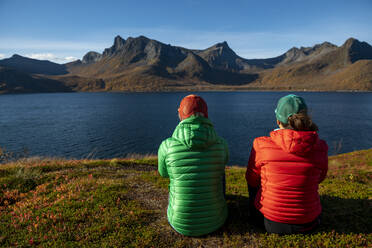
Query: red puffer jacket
246 129 328 224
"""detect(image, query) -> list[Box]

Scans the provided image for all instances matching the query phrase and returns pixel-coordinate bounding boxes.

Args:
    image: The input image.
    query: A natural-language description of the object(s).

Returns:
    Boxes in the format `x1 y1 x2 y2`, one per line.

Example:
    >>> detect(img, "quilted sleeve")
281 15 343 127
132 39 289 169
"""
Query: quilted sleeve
318 141 329 183
158 139 169 178
245 138 262 187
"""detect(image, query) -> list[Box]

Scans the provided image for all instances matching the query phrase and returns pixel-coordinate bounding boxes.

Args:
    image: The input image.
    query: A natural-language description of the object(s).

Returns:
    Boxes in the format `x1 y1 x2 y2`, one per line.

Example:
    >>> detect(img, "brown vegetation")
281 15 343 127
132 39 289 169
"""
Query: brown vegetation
0 36 371 93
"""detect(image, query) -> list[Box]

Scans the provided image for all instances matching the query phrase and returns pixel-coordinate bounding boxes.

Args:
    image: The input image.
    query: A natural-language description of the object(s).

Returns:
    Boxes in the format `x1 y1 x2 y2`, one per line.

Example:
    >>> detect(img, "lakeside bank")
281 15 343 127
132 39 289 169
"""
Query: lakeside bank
0 149 371 247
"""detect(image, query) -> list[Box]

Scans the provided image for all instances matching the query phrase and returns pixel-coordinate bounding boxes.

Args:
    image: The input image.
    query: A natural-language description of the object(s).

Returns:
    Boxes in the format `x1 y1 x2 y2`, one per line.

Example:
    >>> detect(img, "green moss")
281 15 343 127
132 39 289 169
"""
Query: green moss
0 165 167 247
0 150 371 247
140 170 169 189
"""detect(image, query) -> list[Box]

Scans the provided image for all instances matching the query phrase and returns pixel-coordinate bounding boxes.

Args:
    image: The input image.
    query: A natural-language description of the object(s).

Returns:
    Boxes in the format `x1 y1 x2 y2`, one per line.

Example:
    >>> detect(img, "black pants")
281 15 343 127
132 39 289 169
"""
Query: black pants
263 216 320 234
248 185 320 234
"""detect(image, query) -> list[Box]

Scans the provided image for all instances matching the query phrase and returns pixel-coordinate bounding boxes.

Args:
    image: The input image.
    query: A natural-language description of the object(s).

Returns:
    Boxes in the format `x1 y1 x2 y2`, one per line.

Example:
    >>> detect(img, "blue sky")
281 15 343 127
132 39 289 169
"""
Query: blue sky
0 0 371 63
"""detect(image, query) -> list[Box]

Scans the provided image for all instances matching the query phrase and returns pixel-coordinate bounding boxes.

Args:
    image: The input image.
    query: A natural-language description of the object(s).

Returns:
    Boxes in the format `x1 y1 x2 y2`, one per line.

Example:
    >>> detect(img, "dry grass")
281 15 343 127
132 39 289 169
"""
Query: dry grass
0 149 371 247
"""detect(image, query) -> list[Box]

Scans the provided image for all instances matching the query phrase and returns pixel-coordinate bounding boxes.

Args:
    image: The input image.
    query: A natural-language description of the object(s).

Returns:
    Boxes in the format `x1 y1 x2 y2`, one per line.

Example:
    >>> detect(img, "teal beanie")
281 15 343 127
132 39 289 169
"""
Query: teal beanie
275 94 307 124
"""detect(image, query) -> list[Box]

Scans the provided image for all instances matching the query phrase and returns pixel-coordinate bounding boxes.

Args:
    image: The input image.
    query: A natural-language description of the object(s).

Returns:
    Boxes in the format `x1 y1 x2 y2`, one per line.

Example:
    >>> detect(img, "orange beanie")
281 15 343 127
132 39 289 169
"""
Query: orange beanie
178 94 208 120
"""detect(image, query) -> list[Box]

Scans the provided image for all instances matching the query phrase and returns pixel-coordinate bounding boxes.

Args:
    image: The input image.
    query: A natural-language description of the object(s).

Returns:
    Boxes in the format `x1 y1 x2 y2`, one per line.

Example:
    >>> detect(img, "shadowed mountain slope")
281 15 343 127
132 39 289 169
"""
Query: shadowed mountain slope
0 66 71 93
253 38 372 90
0 54 68 75
0 36 371 93
66 35 258 87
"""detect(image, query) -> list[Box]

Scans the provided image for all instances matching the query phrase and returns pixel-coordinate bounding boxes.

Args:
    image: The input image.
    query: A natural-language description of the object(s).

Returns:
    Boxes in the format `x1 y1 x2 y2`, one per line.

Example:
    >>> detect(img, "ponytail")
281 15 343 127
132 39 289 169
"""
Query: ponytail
284 110 318 131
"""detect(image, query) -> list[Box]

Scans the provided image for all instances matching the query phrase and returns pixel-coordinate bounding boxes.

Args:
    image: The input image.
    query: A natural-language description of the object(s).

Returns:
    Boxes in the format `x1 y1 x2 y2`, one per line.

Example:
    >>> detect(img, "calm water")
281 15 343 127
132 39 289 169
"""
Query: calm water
0 92 371 165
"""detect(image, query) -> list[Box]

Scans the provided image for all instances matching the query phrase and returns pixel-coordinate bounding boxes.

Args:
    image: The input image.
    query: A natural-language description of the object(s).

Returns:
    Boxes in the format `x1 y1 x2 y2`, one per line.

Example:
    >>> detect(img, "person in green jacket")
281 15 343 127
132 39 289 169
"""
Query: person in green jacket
158 94 229 236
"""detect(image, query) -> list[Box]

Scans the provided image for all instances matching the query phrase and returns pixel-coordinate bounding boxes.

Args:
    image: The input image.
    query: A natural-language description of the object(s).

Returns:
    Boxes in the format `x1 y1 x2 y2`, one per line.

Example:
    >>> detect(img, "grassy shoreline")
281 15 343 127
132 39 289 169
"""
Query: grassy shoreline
0 149 371 247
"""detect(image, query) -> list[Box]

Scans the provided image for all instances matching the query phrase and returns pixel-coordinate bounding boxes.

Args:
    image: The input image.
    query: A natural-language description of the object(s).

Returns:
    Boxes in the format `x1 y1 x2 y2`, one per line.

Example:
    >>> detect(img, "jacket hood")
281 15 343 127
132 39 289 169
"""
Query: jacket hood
172 116 218 149
270 129 319 156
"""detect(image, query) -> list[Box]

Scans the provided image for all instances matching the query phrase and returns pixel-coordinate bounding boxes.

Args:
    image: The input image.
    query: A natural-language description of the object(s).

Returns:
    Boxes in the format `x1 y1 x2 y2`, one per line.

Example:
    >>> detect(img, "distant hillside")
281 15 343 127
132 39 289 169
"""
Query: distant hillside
0 54 68 75
0 66 71 94
0 36 371 93
253 38 372 90
66 35 257 88
193 40 339 72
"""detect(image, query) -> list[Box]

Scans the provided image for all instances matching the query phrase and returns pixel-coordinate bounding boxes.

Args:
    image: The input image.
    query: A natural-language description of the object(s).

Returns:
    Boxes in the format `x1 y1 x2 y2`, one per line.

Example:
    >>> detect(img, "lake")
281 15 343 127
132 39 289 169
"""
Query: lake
0 92 371 165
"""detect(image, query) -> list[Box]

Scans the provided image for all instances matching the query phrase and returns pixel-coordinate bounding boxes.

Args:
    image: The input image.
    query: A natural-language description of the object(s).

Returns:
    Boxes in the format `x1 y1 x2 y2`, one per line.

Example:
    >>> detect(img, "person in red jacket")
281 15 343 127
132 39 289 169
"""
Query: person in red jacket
246 94 328 234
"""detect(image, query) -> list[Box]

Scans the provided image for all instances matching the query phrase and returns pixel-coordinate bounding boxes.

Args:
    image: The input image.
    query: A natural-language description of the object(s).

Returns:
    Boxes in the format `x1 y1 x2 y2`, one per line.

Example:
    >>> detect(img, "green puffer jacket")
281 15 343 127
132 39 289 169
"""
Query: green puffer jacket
158 115 229 236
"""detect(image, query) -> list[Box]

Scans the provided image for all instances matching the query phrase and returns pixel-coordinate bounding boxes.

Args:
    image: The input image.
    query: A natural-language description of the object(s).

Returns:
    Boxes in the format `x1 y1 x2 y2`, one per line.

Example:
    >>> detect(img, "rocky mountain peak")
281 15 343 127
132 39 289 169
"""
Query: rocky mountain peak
214 41 229 48
343 37 358 47
113 35 125 48
288 41 337 54
287 46 300 53
195 41 242 71
318 41 337 48
281 41 338 65
1 35 372 93
342 37 372 63
82 51 102 64
102 35 126 57
10 54 40 61
284 47 303 58
125 35 151 44
211 41 234 54
12 54 23 59
0 54 67 75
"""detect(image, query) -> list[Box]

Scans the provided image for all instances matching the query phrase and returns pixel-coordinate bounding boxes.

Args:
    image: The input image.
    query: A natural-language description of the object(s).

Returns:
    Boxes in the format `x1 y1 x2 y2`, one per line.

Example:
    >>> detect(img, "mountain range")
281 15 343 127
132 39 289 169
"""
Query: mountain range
0 35 371 93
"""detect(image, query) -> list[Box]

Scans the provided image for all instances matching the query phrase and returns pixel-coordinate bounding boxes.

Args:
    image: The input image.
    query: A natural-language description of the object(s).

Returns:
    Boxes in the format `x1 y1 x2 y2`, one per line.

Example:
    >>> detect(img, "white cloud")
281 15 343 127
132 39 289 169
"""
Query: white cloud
64 56 77 61
25 53 77 63
0 53 6 59
26 53 56 60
